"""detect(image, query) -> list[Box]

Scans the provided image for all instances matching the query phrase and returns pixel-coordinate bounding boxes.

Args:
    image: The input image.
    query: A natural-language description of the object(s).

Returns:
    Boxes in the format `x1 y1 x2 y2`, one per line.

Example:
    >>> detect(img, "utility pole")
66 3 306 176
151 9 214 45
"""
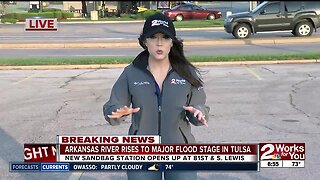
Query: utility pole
39 1 42 12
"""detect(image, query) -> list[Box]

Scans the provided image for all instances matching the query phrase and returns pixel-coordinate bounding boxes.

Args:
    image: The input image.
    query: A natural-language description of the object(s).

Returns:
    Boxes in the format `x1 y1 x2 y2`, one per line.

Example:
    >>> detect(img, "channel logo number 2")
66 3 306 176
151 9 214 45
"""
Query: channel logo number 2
260 144 279 160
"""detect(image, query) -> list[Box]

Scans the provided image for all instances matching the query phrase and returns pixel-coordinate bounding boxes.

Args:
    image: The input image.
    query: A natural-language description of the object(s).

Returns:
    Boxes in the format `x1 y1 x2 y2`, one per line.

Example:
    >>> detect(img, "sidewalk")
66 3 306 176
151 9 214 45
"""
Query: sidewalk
1 36 320 48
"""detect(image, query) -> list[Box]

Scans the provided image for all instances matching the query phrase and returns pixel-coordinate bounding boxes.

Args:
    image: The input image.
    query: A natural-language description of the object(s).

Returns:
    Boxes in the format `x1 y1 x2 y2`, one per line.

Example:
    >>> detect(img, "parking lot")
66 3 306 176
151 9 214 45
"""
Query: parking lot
1 63 319 180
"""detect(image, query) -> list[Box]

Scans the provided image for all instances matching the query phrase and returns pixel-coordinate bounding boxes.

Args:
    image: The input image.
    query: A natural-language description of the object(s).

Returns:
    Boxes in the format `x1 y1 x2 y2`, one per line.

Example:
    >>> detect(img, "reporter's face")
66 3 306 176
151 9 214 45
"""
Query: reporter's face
145 33 173 61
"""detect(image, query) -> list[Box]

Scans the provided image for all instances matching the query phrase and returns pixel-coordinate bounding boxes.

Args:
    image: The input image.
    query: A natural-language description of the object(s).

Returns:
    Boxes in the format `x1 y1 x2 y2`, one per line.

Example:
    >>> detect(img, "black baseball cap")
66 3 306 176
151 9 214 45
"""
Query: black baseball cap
142 13 176 39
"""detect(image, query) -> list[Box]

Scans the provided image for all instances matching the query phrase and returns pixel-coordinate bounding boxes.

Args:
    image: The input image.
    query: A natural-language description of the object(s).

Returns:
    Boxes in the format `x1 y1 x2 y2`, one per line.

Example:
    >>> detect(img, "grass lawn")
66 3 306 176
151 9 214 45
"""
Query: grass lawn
174 19 224 28
1 52 319 66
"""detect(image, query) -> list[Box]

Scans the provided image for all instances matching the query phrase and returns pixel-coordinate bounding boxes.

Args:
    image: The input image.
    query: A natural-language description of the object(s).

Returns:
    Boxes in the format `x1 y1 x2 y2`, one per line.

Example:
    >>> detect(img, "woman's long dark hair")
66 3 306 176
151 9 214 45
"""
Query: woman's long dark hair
139 35 203 88
169 37 203 88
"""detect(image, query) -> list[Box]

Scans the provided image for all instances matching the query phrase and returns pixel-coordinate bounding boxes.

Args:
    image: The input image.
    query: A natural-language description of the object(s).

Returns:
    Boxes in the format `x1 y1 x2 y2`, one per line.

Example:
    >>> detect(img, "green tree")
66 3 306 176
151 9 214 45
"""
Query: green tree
1 1 10 15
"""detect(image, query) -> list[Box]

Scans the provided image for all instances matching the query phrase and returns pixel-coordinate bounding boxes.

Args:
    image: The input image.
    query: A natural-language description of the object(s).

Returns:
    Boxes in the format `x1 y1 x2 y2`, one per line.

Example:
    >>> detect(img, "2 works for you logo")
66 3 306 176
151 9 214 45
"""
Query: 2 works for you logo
25 18 58 31
260 143 305 160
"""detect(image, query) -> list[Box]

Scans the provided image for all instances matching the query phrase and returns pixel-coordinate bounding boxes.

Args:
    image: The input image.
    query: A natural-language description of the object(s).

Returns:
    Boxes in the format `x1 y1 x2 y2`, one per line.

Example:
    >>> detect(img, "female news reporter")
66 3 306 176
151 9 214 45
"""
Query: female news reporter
103 13 210 180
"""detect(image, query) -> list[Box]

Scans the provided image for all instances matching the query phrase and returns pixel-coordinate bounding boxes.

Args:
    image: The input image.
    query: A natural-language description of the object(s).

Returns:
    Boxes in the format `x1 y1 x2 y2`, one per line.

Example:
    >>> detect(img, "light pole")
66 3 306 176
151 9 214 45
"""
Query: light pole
39 1 42 12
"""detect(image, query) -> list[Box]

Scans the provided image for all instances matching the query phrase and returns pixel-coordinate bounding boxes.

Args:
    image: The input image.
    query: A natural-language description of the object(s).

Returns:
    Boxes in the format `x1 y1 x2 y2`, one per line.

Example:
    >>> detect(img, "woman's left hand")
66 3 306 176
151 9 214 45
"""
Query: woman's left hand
183 106 208 127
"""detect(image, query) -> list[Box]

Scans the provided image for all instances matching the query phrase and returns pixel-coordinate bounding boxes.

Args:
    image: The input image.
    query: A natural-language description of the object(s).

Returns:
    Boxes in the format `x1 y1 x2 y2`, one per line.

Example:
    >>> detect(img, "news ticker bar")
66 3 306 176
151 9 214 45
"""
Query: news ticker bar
10 162 259 172
23 138 306 170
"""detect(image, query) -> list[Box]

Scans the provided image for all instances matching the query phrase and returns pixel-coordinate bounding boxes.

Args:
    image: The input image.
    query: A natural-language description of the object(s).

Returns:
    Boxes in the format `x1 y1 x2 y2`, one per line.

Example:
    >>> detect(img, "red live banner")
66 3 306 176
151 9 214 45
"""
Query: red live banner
25 18 58 31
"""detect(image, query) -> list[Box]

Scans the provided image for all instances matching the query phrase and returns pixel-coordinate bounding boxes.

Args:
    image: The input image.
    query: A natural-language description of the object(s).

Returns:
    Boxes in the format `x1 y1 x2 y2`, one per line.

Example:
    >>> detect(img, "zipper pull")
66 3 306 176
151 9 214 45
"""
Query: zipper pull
158 105 161 112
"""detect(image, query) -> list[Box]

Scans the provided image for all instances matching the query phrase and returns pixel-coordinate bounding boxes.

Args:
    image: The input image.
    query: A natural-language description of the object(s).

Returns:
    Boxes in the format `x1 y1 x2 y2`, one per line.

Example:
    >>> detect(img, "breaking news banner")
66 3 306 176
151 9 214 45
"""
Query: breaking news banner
25 18 58 31
57 136 257 164
9 136 305 172
260 143 305 168
57 135 161 144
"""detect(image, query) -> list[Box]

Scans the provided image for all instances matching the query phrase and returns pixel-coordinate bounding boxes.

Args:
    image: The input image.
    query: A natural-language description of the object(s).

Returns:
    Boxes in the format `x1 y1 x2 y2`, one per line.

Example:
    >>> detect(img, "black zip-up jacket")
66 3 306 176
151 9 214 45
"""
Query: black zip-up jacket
103 50 210 144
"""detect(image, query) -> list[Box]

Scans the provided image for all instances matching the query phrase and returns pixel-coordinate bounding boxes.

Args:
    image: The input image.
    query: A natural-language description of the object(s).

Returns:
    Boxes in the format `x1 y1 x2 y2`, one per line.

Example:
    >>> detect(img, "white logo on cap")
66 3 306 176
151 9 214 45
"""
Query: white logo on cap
151 20 169 28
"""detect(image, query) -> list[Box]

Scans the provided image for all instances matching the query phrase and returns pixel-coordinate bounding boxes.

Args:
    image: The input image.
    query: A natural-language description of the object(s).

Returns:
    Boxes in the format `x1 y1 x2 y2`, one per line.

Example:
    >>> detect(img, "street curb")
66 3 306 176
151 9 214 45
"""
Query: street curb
1 37 320 49
15 20 145 25
59 20 146 24
0 60 318 70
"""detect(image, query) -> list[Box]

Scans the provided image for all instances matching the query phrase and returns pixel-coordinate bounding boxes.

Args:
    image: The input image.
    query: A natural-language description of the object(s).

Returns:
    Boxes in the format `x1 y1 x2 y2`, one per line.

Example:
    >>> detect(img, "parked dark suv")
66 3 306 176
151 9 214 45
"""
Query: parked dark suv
224 1 320 38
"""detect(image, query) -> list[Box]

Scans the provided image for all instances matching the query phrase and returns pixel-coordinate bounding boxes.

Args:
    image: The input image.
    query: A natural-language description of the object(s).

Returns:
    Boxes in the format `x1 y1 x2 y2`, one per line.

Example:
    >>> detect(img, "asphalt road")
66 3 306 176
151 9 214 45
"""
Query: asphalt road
0 63 319 180
0 43 319 58
1 23 320 43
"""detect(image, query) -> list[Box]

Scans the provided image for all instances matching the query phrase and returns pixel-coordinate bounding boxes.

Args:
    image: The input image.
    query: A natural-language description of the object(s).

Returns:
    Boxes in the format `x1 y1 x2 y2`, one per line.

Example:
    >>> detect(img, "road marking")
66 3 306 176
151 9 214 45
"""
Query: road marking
68 172 83 180
0 36 125 39
244 65 262 80
12 71 46 85
28 55 128 57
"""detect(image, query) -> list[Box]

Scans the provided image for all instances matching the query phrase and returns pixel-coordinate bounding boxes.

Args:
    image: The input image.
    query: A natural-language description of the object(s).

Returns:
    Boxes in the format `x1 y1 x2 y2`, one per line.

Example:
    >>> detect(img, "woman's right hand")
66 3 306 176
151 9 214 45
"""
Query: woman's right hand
107 105 140 119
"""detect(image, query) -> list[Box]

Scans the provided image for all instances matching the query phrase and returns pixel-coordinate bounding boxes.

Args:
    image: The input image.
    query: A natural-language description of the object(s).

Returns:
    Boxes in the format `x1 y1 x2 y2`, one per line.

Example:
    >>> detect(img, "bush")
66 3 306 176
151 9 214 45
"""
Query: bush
37 12 55 18
28 9 39 13
61 12 74 19
54 11 63 19
42 8 62 12
1 18 17 24
16 12 39 21
142 10 162 19
1 11 71 21
2 13 17 19
129 13 144 20
119 13 131 18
